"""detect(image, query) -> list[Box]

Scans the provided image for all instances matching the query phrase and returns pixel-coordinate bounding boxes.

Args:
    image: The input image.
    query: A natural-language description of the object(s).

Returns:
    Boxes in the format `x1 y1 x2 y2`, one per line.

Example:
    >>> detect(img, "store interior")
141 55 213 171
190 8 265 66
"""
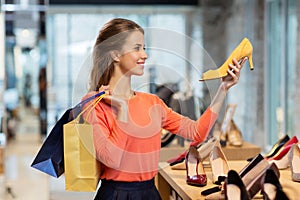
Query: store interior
0 0 300 199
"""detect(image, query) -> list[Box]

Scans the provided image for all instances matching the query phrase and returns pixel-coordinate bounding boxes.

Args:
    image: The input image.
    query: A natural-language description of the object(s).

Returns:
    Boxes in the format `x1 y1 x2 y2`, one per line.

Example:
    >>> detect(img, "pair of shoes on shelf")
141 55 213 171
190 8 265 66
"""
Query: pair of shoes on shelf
203 154 279 199
199 37 254 81
267 136 298 169
169 136 218 169
246 134 290 162
214 104 243 148
235 155 281 199
265 134 290 158
218 119 243 147
225 165 289 200
226 119 243 147
186 140 229 187
240 154 273 198
216 120 243 147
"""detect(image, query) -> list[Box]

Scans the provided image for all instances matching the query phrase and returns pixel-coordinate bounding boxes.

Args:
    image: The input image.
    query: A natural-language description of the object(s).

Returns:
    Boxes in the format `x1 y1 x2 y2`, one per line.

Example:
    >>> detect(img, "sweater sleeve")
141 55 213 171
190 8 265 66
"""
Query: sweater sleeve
83 93 128 169
160 97 218 143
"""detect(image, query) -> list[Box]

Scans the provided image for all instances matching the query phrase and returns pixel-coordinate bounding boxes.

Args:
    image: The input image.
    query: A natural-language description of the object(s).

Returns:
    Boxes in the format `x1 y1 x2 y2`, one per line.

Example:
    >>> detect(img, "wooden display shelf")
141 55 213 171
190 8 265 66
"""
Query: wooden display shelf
160 141 261 162
156 161 300 200
221 141 261 160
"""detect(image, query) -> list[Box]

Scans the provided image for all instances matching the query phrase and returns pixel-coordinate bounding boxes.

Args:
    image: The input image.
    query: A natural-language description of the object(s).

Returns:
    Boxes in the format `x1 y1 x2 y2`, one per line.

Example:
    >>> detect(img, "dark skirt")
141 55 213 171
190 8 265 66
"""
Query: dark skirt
94 178 162 200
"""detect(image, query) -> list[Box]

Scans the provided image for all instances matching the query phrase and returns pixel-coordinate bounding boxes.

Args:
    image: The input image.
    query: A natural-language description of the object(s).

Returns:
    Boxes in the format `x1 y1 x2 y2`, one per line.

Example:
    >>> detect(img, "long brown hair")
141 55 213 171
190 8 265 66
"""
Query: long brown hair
89 18 144 91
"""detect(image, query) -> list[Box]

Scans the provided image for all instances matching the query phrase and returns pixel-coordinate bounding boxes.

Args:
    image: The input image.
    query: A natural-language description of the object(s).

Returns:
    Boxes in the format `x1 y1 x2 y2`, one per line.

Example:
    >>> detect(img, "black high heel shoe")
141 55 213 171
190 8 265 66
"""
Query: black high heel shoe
247 134 290 162
265 135 290 159
262 168 290 200
225 170 250 200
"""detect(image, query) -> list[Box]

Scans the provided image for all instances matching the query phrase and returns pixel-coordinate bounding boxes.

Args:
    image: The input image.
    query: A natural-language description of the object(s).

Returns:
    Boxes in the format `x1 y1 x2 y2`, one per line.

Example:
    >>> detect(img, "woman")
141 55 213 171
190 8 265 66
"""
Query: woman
84 18 247 200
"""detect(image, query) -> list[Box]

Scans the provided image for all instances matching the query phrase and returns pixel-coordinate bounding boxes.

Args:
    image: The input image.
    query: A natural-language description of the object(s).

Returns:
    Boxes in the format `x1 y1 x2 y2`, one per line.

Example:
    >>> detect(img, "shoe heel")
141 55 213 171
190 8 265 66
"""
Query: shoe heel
242 37 254 71
248 54 254 70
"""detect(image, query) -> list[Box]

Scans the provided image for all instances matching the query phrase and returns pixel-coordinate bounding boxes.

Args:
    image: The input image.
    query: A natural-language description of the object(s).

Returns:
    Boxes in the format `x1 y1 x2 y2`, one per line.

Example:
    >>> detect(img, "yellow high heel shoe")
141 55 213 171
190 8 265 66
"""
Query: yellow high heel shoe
200 37 254 81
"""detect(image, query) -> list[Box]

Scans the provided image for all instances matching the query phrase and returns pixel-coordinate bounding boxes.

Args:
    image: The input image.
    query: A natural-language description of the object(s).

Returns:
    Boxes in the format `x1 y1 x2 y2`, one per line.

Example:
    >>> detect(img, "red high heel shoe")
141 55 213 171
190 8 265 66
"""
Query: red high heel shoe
185 146 207 187
265 134 290 158
268 136 298 161
168 136 217 168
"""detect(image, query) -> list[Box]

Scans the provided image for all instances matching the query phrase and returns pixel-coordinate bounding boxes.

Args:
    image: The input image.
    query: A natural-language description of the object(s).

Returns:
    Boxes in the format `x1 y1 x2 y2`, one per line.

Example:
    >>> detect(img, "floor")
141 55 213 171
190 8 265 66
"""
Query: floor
2 105 95 200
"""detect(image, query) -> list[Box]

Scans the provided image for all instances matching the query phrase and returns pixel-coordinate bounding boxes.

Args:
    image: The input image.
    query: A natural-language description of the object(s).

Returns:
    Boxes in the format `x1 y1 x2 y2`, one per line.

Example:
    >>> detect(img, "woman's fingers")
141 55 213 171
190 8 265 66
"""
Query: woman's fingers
102 95 128 122
99 85 111 95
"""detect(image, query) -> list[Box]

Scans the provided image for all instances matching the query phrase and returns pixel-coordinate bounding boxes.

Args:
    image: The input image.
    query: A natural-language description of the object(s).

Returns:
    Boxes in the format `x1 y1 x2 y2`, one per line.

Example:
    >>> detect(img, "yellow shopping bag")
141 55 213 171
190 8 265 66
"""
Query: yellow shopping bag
63 94 105 191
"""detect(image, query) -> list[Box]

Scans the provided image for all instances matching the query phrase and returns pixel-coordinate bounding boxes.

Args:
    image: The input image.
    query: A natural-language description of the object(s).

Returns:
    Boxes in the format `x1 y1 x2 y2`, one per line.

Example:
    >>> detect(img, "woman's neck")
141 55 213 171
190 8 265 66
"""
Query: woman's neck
109 74 134 99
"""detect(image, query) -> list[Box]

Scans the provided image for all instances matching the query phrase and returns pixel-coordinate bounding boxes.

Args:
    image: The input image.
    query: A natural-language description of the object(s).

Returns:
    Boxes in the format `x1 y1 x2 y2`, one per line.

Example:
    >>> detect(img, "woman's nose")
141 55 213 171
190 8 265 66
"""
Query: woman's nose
141 49 148 59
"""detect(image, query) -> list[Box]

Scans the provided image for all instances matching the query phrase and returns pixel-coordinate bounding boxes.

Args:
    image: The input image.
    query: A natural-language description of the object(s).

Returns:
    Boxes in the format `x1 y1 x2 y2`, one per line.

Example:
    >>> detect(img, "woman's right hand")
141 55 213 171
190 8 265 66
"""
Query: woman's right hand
221 57 247 91
99 85 128 123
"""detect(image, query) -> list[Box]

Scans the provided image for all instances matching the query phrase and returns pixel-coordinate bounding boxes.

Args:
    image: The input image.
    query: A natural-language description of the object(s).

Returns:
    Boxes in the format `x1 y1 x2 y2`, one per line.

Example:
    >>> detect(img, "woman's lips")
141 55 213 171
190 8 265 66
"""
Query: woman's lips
137 62 145 68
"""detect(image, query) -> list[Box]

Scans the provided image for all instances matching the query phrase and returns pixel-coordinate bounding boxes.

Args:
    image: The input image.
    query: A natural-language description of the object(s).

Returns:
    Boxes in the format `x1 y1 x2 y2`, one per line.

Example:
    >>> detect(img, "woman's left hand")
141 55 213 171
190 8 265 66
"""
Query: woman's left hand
221 57 248 91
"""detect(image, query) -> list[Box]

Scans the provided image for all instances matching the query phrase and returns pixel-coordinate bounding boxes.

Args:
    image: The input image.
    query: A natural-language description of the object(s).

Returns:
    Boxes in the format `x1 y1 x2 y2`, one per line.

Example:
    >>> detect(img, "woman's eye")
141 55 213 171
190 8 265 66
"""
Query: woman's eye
134 46 146 51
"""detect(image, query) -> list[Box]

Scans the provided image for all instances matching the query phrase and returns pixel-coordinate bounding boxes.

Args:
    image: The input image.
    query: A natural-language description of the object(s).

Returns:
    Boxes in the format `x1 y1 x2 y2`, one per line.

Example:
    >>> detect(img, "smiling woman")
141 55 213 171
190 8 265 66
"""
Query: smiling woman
113 31 147 78
78 17 247 200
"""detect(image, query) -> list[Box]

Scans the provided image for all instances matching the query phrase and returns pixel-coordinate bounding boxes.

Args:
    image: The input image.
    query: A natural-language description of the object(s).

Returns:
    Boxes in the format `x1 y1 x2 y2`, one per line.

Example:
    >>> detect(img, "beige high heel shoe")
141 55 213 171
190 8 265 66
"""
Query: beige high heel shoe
209 143 229 184
199 37 254 81
227 119 243 147
170 136 218 170
288 143 300 182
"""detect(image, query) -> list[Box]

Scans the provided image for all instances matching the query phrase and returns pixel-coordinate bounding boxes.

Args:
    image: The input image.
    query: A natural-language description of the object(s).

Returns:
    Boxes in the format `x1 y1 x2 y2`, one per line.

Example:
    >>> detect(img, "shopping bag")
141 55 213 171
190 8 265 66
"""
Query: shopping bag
31 109 72 178
31 91 105 178
63 94 105 191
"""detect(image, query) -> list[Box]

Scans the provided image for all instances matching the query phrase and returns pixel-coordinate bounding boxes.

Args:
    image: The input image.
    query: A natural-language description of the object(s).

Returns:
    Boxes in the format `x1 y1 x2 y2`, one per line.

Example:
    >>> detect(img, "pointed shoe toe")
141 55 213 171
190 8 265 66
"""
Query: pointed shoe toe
186 174 207 187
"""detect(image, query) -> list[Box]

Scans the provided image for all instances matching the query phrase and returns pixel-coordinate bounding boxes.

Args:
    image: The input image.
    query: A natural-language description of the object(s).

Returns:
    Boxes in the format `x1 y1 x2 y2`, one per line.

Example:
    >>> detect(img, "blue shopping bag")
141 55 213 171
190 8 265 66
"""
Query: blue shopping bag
31 91 105 178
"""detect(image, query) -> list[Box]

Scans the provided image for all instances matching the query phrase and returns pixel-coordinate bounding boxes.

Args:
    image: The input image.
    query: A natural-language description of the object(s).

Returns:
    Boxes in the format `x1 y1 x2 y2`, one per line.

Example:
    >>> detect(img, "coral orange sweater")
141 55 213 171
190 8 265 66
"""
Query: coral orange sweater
84 91 218 182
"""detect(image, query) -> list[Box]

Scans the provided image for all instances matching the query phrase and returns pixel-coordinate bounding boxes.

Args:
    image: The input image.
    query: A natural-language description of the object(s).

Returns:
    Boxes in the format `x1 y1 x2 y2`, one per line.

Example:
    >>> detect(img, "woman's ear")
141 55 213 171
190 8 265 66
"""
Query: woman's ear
110 51 120 62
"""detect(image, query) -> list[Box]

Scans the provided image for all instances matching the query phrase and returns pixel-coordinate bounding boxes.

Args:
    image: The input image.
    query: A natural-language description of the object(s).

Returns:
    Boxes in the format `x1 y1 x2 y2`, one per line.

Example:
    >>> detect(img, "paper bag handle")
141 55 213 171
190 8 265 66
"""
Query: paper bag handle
75 92 106 123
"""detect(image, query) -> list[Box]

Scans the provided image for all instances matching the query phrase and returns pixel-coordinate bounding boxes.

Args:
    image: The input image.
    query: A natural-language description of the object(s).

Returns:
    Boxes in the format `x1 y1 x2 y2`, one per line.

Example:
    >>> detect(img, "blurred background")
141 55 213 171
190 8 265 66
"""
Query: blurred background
0 0 299 199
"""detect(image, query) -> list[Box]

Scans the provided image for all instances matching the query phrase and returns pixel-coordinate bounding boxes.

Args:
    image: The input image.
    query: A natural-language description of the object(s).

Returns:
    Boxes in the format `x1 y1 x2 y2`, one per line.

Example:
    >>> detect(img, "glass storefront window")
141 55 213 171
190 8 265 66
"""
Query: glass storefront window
266 0 297 145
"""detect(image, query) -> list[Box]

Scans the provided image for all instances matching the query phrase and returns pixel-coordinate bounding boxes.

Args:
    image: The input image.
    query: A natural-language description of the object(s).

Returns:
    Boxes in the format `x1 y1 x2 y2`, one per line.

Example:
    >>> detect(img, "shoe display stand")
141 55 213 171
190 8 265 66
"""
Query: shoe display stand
156 161 300 200
160 141 261 162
